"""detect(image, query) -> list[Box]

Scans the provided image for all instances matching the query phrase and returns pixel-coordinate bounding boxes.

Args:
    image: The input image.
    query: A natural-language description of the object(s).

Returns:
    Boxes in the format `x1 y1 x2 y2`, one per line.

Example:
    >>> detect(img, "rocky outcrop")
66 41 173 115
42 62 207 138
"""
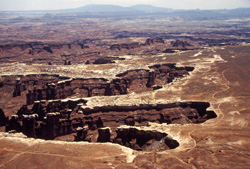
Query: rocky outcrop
64 60 71 65
43 113 61 139
42 46 53 54
25 78 108 105
17 105 31 116
146 71 156 87
5 115 22 132
93 58 115 64
104 79 128 96
162 49 175 53
0 43 36 52
7 64 194 105
86 57 124 64
5 98 87 139
31 101 47 120
11 74 66 97
1 63 196 140
33 99 87 120
114 126 179 151
97 127 111 142
145 38 164 45
4 100 216 141
115 64 186 94
162 40 196 53
80 102 216 126
110 38 164 51
22 114 38 138
110 43 141 50
171 40 192 48
0 109 7 126
0 82 3 88
75 126 88 141
0 42 89 55
34 112 73 140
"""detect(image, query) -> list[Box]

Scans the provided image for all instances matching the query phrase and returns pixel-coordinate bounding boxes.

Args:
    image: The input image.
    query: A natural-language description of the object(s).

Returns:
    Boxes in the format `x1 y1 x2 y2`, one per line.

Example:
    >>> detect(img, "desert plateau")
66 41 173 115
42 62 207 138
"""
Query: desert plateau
0 3 250 169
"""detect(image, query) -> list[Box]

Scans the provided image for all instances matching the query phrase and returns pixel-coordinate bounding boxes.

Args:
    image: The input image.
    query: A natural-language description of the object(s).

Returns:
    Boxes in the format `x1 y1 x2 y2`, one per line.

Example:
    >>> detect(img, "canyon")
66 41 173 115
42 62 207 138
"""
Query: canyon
0 7 249 169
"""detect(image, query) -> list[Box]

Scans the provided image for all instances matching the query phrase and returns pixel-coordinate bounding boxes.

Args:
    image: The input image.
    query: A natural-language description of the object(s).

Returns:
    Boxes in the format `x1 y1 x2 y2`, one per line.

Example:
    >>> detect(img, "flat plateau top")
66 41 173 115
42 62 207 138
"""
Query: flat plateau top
0 44 250 168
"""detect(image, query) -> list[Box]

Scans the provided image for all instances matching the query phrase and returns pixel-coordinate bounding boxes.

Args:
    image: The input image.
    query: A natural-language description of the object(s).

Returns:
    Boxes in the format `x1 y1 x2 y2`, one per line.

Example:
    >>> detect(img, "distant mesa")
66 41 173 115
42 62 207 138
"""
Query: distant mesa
110 38 164 51
64 4 172 13
0 42 89 56
110 43 141 51
86 57 124 64
171 40 192 48
93 58 115 64
163 40 196 53
145 38 165 45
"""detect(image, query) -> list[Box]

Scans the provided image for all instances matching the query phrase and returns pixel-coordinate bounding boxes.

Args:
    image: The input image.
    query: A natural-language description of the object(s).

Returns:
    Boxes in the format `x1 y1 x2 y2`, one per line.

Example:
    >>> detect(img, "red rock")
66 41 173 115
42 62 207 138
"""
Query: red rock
114 126 179 151
0 109 7 126
110 42 141 50
97 127 111 142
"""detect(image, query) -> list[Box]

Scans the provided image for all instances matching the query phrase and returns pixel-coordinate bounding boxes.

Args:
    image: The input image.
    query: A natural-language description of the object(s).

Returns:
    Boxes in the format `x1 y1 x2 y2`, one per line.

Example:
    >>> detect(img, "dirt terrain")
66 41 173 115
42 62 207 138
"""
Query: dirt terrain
0 10 250 169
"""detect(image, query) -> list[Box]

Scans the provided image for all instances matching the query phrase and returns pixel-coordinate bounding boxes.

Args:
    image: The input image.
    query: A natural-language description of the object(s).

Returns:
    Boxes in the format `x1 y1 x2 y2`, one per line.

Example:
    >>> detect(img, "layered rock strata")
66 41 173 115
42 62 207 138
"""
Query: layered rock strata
0 63 194 105
110 38 164 50
0 42 89 55
5 101 216 142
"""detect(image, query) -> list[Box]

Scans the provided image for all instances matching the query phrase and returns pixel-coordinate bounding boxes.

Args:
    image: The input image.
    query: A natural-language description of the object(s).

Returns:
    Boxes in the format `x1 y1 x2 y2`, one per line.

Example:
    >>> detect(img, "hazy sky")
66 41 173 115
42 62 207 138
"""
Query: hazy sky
1 0 250 11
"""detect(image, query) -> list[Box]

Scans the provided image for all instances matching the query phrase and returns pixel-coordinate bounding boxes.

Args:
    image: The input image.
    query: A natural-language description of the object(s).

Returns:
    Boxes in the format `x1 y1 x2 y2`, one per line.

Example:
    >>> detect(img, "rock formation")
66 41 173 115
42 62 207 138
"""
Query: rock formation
110 38 164 51
0 42 89 55
93 58 115 64
114 126 179 151
1 63 205 143
17 105 31 116
80 102 216 125
162 49 175 53
22 114 38 138
75 126 89 141
97 127 111 142
162 40 196 53
171 40 192 48
3 64 194 105
0 109 7 126
110 42 141 50
4 99 216 142
145 38 164 45
24 77 108 105
5 115 22 132
43 112 61 139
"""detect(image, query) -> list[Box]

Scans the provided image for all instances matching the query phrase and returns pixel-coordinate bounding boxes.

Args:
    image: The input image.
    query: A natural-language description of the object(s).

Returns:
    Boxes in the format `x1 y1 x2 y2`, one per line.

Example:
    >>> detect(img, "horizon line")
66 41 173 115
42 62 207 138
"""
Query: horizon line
0 4 249 12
